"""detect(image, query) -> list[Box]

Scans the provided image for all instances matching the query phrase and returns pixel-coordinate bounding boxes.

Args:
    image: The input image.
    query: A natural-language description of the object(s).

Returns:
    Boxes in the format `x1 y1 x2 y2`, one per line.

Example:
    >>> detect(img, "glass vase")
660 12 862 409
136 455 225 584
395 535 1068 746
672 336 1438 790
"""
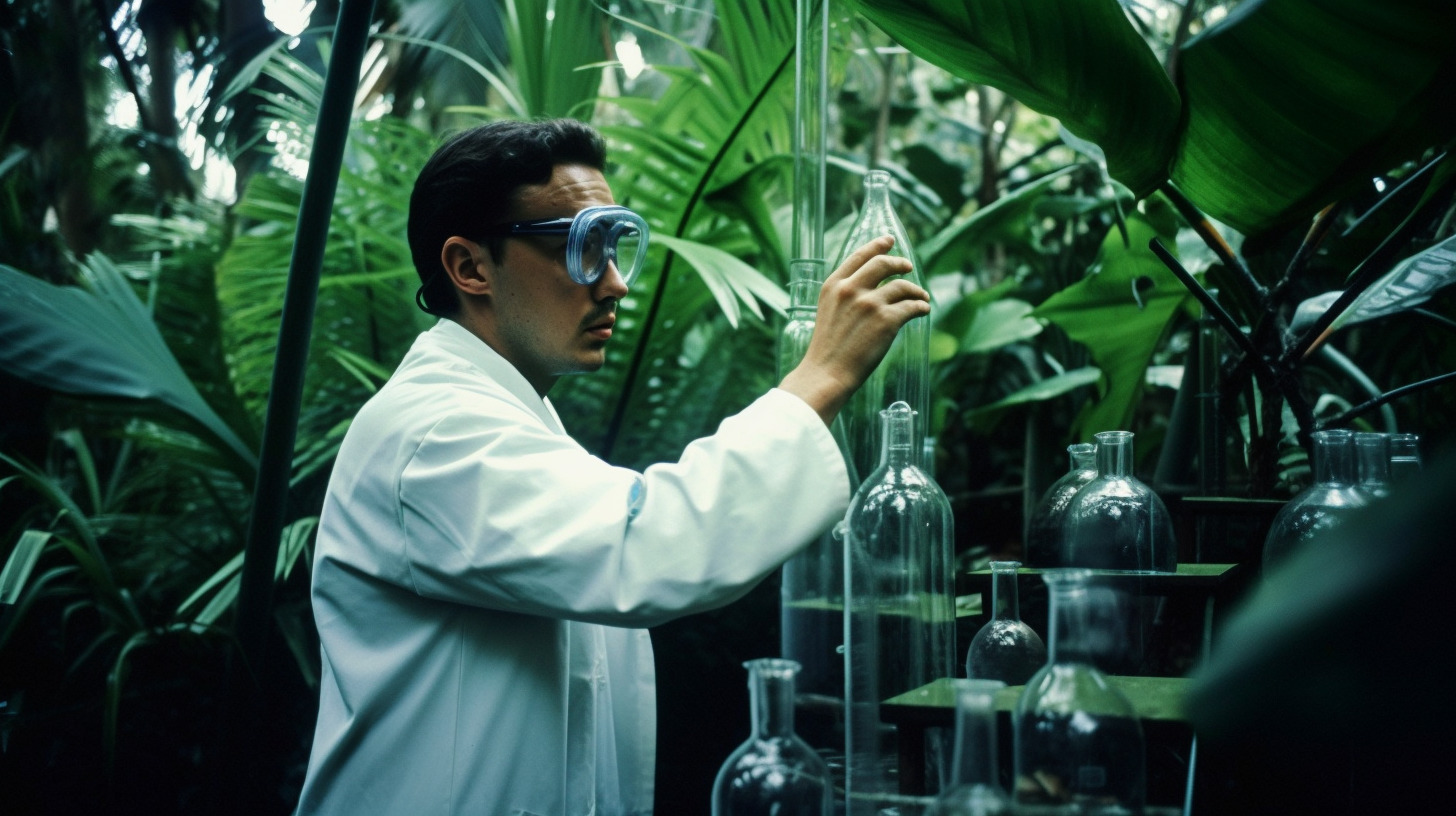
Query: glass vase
966 561 1047 686
1389 432 1422 482
1353 431 1392 502
843 401 955 814
1061 431 1178 573
1014 570 1146 812
835 170 932 483
1025 443 1098 568
928 679 1011 816
1262 429 1366 572
712 659 832 816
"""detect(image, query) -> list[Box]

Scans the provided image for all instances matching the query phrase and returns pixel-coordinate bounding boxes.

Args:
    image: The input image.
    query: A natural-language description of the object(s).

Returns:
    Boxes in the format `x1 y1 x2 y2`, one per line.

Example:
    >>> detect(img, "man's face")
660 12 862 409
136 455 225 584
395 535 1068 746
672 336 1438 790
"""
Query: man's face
485 163 629 394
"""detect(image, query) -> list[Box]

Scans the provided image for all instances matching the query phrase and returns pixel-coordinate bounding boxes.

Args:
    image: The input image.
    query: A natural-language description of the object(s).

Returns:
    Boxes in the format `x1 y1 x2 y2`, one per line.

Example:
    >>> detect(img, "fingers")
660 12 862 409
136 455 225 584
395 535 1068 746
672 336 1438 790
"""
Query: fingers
828 235 897 282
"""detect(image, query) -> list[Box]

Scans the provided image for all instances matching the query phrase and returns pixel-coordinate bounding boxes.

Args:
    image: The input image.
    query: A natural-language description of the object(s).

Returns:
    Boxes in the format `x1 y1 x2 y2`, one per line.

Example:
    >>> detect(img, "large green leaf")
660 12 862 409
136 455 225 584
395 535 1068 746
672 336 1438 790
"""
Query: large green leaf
1032 211 1187 434
847 0 1179 198
0 258 256 474
1172 0 1456 236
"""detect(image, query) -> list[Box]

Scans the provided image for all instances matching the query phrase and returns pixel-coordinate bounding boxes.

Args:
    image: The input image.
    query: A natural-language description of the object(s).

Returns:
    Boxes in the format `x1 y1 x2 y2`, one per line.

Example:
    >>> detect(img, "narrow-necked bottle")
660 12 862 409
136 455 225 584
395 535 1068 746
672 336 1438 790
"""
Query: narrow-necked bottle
1353 432 1392 502
1389 432 1422 482
843 401 955 813
1014 570 1146 811
966 561 1046 686
928 679 1011 816
835 170 932 483
1262 429 1366 572
1025 443 1098 568
712 659 832 816
1061 431 1178 573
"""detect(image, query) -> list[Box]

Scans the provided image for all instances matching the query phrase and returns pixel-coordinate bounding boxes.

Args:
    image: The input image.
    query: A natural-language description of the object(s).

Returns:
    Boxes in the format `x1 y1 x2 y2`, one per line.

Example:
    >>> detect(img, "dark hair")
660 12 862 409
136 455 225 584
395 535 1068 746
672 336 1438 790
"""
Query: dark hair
408 119 608 315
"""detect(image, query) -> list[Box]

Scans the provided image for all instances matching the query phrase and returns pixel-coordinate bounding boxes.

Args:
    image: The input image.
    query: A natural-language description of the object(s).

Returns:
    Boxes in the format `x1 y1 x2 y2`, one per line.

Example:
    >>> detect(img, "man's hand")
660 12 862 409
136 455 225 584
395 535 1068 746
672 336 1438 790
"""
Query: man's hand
778 236 930 425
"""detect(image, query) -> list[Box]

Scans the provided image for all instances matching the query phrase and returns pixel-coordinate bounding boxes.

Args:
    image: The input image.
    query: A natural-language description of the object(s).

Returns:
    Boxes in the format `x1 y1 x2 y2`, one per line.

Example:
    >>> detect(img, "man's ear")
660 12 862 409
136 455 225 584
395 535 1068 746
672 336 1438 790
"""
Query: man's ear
441 237 493 299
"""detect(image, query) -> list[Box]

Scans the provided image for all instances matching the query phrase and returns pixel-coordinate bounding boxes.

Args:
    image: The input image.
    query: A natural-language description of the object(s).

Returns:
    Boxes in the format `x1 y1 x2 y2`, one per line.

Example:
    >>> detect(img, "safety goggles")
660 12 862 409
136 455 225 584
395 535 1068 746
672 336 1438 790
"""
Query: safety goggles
478 205 650 286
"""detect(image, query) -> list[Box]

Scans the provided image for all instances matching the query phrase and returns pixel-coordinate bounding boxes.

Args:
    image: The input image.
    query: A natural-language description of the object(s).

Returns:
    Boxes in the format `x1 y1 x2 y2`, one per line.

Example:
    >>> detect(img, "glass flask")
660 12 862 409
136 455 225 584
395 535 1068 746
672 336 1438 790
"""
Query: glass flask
777 260 824 380
928 679 1011 816
966 561 1047 686
1389 432 1423 482
1353 432 1392 502
843 402 955 814
1014 570 1146 812
1061 431 1178 573
1262 429 1366 572
835 170 933 482
712 659 833 816
1025 443 1098 568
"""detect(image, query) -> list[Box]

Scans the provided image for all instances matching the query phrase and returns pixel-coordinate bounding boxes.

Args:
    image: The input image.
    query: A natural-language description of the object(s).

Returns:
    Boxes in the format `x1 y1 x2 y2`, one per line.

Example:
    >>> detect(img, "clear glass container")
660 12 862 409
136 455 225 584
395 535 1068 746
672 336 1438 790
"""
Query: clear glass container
712 659 833 816
1353 431 1392 502
1014 570 1146 811
1262 429 1366 572
966 561 1047 686
843 401 956 813
1025 443 1098 568
928 679 1012 816
777 260 824 381
1389 432 1422 482
1061 431 1178 573
835 170 932 482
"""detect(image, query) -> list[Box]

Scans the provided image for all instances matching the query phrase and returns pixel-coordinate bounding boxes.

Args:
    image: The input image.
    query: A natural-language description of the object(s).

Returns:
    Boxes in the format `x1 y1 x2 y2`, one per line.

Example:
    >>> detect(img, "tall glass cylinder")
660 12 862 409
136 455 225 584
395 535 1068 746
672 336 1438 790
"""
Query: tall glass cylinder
713 659 833 816
1353 431 1392 501
792 0 829 263
843 402 955 814
1014 570 1146 811
1061 431 1178 573
1024 443 1097 568
1263 429 1365 572
966 562 1046 686
928 679 1011 816
1389 432 1422 482
835 170 933 481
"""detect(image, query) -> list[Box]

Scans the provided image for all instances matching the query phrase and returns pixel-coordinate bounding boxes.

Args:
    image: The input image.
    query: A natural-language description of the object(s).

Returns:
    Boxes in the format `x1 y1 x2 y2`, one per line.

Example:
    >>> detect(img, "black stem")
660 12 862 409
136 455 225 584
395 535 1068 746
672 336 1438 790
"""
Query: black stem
601 44 797 462
1289 152 1454 363
1148 238 1269 377
1321 370 1456 429
1160 182 1266 304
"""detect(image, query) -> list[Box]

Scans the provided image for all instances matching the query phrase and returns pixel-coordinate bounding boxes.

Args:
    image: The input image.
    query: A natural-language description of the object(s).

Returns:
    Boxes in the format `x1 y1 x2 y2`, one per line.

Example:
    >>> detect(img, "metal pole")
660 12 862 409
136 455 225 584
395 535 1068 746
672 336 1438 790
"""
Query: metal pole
233 0 378 689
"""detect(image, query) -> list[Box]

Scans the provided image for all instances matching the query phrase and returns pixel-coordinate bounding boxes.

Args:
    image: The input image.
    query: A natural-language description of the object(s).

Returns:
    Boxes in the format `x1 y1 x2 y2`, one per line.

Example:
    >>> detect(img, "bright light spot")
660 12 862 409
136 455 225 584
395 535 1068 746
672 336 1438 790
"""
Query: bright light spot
1156 6 1169 20
615 33 645 81
546 9 556 22
1374 177 1387 193
264 0 315 37
992 120 1006 135
109 95 140 129
1206 6 1229 25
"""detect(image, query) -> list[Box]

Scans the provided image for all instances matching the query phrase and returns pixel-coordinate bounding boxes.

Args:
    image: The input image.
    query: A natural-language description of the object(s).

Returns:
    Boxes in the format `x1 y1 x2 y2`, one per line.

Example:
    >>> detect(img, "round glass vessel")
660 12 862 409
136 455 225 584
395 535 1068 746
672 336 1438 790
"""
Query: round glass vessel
1263 429 1366 572
1014 570 1146 812
712 659 832 816
966 561 1047 686
1061 431 1177 573
928 679 1011 816
1025 443 1097 568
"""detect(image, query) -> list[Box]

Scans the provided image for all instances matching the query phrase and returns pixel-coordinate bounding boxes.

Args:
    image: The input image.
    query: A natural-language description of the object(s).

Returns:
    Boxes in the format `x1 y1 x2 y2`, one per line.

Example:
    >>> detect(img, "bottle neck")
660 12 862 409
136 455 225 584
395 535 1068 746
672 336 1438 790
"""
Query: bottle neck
990 562 1020 621
1047 583 1096 665
1068 443 1096 473
1312 431 1354 485
878 402 917 469
747 660 798 739
1355 433 1390 487
787 279 819 316
948 680 1003 789
1094 432 1133 478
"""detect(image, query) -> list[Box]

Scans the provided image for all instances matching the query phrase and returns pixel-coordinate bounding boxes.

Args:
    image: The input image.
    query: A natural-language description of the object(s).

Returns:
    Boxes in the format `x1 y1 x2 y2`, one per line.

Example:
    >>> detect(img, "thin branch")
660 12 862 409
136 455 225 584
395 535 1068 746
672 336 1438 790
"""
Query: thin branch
1270 204 1337 302
1321 370 1456 429
89 0 155 136
1160 182 1265 304
1148 238 1270 378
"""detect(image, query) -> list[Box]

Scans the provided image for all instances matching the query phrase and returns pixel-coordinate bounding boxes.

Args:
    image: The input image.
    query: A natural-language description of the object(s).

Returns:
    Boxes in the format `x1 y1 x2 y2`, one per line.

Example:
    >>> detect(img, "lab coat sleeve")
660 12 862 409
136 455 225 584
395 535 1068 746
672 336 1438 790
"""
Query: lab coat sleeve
397 387 851 628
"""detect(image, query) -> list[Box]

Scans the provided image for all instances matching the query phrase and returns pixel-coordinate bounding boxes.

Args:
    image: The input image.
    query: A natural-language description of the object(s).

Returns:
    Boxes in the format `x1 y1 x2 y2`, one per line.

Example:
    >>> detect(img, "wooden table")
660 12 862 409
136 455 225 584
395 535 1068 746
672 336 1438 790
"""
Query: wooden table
881 675 1193 800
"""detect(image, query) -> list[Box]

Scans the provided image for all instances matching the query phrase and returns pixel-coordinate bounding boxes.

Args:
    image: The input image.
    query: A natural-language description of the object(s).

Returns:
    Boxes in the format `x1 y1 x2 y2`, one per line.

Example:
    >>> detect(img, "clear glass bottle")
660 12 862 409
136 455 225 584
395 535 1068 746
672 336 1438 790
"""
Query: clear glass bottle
835 170 932 483
966 561 1047 686
712 659 833 816
928 679 1012 816
1389 432 1422 482
1014 570 1146 811
843 401 955 814
1353 431 1392 502
1025 443 1098 568
1262 429 1366 572
1061 431 1178 573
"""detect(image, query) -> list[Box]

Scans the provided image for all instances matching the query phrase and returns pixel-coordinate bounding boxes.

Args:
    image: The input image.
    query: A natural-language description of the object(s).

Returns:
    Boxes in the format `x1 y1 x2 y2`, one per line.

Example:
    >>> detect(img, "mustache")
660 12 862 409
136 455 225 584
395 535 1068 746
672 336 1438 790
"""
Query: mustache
580 301 617 330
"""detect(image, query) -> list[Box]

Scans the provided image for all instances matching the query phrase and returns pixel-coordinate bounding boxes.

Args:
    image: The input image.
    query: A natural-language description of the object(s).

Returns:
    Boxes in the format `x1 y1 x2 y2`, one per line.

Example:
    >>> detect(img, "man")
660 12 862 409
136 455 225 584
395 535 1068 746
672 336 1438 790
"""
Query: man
295 119 929 815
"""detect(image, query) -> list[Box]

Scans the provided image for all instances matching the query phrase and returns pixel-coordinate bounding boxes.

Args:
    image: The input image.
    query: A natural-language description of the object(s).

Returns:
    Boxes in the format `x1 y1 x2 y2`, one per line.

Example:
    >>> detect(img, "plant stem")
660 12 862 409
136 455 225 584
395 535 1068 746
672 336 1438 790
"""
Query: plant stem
1160 182 1266 305
1321 370 1456 429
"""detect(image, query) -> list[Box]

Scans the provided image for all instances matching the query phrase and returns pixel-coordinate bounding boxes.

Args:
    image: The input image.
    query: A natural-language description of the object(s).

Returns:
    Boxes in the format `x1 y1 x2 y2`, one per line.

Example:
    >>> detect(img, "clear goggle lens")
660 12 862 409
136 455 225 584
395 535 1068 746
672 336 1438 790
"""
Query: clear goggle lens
567 206 649 286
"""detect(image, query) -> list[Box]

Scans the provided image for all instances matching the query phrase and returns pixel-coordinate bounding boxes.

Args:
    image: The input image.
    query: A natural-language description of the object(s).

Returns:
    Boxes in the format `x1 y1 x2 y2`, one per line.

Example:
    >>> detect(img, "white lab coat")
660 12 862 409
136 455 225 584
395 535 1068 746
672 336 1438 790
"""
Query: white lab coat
295 319 850 816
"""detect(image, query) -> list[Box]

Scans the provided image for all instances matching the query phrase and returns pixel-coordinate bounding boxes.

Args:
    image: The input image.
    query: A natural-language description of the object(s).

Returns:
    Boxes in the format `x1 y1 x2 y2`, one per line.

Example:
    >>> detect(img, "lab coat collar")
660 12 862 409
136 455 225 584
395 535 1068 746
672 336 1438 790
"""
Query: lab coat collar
426 318 566 435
